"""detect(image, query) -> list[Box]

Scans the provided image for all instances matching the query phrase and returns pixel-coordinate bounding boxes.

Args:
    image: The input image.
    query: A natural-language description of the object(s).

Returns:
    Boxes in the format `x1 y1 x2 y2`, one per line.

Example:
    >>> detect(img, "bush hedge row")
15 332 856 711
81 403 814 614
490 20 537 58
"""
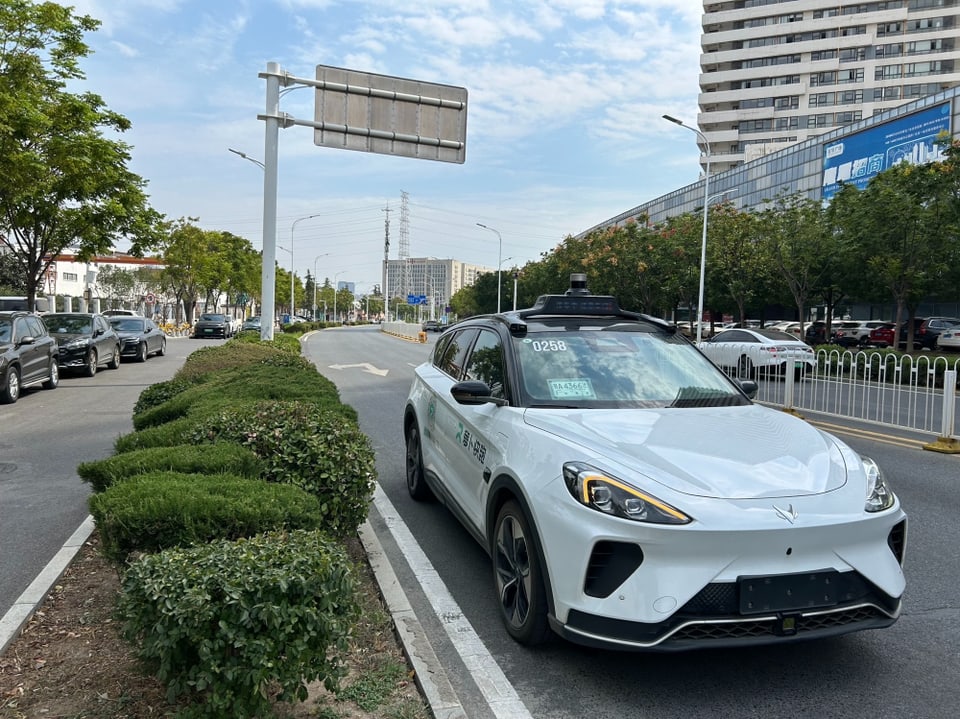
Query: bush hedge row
87 334 378 716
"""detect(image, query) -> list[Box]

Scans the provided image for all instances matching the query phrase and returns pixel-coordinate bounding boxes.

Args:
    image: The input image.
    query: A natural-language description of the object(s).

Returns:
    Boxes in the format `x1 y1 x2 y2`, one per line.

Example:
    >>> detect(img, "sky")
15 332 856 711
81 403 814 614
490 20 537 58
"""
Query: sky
68 0 706 293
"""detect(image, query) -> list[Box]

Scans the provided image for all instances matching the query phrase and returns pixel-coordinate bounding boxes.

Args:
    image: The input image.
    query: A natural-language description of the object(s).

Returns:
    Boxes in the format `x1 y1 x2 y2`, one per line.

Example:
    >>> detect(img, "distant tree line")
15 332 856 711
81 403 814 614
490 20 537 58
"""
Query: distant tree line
452 139 960 351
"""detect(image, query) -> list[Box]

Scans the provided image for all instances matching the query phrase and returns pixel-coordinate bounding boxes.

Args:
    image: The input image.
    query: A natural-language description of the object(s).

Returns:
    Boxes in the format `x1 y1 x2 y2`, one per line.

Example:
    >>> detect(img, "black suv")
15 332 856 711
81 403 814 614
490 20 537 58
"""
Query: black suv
917 317 960 349
0 311 60 403
44 312 122 376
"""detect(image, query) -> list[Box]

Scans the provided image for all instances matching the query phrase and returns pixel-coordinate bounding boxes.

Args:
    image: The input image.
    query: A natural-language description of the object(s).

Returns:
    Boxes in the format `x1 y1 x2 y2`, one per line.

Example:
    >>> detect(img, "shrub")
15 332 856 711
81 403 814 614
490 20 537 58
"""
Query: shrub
115 416 206 453
174 340 296 382
90 471 327 563
187 401 376 537
117 529 360 719
132 358 350 431
78 444 263 493
133 377 195 416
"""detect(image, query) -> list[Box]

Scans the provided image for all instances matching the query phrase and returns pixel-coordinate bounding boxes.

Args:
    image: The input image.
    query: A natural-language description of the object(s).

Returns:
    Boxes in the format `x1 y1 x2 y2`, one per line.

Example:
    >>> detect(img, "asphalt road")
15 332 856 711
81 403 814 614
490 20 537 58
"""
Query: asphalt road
0 336 205 615
3 327 958 719
302 325 960 719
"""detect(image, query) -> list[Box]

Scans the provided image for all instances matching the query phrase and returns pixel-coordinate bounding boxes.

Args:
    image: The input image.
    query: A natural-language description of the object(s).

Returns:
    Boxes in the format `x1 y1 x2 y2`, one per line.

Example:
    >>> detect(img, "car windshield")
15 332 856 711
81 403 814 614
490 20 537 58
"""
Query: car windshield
199 314 225 322
49 316 92 334
752 329 802 341
512 326 747 408
0 319 10 343
111 318 145 332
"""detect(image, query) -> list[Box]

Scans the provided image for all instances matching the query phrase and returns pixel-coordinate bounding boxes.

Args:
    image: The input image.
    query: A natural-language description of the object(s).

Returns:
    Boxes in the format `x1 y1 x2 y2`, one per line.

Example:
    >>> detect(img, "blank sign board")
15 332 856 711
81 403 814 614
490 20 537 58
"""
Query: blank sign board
313 65 467 164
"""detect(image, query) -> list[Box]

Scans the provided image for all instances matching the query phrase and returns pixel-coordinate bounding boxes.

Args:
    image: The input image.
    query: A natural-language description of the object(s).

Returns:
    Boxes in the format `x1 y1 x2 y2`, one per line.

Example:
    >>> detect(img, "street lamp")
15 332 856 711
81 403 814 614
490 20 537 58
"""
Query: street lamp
277 245 294 318
476 223 503 313
228 147 273 340
228 147 265 170
312 253 331 320
288 213 323 320
663 114 711 344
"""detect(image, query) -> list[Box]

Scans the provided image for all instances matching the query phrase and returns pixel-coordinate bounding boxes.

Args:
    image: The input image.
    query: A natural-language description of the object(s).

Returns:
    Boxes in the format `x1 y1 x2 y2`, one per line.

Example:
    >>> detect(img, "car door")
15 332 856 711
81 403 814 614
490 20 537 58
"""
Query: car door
422 327 479 508
14 316 44 383
93 315 114 363
443 328 509 529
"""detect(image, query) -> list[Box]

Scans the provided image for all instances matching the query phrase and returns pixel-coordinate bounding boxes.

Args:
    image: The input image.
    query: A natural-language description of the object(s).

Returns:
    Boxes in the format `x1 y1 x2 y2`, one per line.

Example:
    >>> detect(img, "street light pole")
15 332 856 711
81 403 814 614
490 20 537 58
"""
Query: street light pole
289 213 323 320
663 114 711 345
476 223 503 313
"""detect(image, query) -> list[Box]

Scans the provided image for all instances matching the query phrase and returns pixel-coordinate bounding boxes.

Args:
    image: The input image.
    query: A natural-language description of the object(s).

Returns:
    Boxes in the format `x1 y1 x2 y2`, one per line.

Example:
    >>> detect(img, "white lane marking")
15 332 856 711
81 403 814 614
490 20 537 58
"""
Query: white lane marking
328 362 389 376
373 485 534 719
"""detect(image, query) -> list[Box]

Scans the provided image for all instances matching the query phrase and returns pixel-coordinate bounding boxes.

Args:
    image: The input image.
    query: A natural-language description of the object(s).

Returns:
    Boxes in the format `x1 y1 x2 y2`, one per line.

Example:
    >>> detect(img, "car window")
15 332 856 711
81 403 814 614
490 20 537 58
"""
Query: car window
754 329 800 341
514 327 744 407
14 316 31 340
112 318 145 332
25 316 46 337
0 319 10 343
49 316 92 334
463 329 507 400
200 314 225 322
437 328 479 380
715 330 754 342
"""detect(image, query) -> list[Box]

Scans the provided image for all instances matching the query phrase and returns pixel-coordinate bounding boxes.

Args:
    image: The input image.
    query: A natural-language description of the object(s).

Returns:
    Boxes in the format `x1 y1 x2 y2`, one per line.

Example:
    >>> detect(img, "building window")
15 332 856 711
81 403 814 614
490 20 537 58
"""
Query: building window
63 272 78 282
878 22 903 36
872 86 902 101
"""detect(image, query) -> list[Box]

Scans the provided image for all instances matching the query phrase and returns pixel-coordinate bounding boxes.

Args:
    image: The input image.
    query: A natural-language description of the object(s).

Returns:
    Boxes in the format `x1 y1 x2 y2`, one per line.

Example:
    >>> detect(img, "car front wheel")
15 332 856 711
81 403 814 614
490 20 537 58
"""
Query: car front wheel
1 366 20 404
83 349 98 377
405 422 433 501
42 360 59 390
493 500 550 645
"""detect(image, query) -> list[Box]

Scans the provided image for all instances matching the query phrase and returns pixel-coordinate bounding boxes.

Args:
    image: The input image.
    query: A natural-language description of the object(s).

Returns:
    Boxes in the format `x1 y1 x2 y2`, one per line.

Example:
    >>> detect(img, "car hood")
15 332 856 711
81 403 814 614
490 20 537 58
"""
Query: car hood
51 332 91 343
522 404 848 499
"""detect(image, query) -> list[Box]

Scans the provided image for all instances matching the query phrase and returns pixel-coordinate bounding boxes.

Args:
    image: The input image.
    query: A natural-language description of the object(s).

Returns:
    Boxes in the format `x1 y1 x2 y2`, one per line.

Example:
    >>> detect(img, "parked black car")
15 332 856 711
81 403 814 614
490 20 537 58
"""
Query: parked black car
917 317 960 349
192 313 232 339
421 320 442 332
45 312 122 376
0 311 59 403
108 316 167 361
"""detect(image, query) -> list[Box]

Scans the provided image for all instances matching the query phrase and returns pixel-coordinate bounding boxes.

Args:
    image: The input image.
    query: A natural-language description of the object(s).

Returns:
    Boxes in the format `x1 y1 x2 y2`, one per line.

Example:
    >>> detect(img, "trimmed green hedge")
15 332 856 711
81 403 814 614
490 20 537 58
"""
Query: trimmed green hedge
90 471 327 563
117 529 359 718
186 401 376 538
78 444 263 493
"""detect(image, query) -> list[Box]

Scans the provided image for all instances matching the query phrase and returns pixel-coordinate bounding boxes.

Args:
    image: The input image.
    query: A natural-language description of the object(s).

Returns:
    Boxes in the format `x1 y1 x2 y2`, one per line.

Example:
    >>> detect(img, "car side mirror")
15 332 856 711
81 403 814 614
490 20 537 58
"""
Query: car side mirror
451 380 507 406
737 379 758 399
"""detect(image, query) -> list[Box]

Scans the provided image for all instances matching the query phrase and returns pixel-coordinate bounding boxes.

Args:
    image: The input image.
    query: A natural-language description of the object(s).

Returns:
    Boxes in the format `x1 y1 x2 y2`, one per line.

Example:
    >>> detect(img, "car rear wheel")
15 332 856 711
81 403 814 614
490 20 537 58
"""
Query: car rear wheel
157 338 166 356
42 360 59 390
83 349 98 377
1 366 20 404
137 342 148 362
493 500 550 645
405 422 433 501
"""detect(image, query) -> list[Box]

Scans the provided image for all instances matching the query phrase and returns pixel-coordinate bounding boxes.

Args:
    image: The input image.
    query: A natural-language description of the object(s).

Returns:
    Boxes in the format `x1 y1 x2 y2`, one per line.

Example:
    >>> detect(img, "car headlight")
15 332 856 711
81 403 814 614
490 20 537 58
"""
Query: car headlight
63 338 89 349
562 462 692 524
862 456 895 512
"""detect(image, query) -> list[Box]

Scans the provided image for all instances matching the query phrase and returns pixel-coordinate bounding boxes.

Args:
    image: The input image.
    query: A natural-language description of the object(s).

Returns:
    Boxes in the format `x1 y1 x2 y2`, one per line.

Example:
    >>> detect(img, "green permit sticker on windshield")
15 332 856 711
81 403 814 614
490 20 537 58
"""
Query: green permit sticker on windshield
548 378 596 399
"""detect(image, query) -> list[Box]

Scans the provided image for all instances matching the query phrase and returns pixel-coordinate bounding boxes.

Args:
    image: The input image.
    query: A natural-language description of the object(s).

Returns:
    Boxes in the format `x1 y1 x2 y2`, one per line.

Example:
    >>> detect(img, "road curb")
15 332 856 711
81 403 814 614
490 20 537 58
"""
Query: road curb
0 515 95 656
358 519 467 719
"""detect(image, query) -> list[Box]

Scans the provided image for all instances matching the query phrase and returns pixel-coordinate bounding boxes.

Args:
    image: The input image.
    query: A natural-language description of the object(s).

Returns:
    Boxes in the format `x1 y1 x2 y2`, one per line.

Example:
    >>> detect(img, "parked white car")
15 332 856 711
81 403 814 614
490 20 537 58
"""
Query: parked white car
698 327 816 379
937 324 960 351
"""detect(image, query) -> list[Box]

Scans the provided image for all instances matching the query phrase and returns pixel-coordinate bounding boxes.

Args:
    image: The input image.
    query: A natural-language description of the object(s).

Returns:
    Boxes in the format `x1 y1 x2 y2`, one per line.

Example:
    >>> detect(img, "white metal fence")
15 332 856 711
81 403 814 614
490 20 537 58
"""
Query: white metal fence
734 350 959 442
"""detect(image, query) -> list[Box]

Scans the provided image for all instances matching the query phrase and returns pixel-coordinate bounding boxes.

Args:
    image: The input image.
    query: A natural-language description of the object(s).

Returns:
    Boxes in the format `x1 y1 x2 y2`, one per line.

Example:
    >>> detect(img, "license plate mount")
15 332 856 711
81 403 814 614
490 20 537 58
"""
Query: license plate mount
738 570 839 615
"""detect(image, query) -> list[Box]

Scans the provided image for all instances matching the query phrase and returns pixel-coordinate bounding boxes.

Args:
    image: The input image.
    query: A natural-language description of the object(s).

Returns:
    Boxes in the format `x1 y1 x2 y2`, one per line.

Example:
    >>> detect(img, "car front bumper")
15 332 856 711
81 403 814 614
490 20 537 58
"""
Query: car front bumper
533 478 907 651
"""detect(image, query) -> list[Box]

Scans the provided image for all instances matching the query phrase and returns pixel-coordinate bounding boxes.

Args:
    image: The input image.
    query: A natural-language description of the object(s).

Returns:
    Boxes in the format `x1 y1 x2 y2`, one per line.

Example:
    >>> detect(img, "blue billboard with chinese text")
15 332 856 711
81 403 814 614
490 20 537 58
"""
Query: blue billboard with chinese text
822 102 952 201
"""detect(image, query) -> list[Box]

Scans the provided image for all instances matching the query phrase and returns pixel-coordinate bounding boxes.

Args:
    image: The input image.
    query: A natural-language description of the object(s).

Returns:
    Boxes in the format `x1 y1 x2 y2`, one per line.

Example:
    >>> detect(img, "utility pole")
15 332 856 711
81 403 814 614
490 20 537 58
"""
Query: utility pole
382 205 391 322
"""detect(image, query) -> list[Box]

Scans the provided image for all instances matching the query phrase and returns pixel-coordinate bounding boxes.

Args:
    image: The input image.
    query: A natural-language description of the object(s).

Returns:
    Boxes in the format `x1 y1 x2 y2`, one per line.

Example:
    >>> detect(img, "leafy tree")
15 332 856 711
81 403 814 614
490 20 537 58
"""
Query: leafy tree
756 192 834 336
0 251 27 293
0 1 163 310
95 265 137 307
708 204 774 324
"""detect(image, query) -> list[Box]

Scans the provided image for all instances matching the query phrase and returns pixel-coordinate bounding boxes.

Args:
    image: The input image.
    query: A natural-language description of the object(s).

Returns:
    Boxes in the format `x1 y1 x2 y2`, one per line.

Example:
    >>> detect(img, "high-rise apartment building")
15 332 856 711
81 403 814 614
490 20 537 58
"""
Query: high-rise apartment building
383 257 494 316
700 0 960 173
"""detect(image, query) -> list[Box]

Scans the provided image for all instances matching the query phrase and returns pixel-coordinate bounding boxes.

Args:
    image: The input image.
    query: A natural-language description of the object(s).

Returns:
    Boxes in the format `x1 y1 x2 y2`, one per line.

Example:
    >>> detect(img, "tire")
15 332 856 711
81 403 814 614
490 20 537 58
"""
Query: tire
107 345 121 369
157 338 166 356
405 422 433 501
83 349 98 377
1 366 20 404
737 355 754 379
493 500 551 645
137 342 148 362
42 360 59 390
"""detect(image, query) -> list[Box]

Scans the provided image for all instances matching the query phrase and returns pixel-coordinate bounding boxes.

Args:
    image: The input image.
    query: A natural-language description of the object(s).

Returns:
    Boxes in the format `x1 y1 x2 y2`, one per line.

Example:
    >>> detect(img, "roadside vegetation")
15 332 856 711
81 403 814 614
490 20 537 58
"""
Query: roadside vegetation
1 331 430 719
